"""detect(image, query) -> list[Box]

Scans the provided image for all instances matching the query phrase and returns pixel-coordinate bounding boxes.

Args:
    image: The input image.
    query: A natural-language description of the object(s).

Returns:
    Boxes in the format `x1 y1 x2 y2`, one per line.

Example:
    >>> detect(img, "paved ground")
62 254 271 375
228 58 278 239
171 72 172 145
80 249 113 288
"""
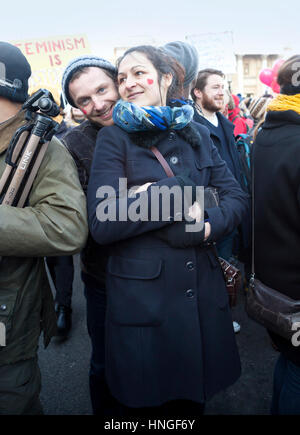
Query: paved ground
38 255 278 415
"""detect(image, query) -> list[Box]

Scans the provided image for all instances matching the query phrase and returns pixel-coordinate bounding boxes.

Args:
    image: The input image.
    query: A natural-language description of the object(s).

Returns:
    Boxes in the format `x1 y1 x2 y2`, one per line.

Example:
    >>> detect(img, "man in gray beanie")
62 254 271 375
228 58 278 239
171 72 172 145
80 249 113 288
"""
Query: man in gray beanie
161 41 199 99
0 42 88 414
46 56 118 343
61 55 117 115
59 55 123 416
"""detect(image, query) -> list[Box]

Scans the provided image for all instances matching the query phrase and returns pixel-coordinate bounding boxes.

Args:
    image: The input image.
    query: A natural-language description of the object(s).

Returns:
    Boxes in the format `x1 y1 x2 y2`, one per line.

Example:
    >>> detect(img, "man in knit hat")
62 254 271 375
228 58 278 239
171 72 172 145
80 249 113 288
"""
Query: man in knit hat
161 41 199 99
60 56 122 415
249 93 273 128
0 42 88 414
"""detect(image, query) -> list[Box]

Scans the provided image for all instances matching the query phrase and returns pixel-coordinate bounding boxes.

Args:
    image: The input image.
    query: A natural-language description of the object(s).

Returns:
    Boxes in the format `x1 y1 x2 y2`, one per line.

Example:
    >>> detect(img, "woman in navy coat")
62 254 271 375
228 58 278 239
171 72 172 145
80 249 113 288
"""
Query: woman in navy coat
87 45 248 413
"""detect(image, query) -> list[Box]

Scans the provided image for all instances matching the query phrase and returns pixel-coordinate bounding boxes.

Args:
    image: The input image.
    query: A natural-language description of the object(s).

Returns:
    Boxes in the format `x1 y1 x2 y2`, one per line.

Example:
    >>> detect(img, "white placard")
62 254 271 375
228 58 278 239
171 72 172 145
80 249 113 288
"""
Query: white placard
186 31 236 74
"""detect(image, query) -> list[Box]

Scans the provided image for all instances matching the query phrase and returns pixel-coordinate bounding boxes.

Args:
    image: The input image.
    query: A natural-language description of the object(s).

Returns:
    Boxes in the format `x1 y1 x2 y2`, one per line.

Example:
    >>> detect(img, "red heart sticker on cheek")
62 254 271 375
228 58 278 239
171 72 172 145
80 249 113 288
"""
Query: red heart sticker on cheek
147 79 154 85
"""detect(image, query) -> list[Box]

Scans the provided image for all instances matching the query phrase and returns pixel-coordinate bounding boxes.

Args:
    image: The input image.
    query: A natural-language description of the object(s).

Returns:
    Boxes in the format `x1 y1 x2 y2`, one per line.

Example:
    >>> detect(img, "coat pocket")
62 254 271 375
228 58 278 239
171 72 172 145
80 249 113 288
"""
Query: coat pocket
191 158 214 187
106 256 165 326
195 158 214 170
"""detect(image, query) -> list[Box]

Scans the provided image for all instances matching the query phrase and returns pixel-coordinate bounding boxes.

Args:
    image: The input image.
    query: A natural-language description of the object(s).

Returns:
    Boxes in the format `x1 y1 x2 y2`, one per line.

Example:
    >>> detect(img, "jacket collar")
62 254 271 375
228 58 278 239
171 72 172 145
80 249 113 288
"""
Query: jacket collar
127 122 202 149
216 111 235 135
0 110 27 155
194 110 234 143
263 110 300 129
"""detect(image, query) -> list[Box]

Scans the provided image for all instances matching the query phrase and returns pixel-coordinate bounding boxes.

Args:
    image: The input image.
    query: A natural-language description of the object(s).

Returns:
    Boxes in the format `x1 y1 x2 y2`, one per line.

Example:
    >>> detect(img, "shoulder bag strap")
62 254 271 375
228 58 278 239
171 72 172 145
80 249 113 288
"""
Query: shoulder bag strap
150 146 175 178
251 143 255 278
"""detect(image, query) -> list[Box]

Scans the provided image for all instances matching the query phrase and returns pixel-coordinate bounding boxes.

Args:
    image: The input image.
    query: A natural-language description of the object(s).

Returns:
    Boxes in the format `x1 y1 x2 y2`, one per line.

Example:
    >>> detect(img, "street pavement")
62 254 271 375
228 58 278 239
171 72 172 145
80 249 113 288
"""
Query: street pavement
38 255 278 415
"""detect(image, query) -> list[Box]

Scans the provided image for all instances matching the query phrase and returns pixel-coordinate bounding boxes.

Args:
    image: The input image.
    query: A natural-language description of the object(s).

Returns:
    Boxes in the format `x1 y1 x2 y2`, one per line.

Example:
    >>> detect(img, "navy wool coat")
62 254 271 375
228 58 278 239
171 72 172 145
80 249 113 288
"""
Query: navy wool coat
87 120 248 407
194 110 251 252
193 110 243 186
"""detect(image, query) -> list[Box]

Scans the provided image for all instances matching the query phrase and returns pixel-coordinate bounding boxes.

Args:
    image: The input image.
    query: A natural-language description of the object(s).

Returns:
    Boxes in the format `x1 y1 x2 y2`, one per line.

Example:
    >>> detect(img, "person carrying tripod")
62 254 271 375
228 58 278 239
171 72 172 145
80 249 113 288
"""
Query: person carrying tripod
0 41 88 415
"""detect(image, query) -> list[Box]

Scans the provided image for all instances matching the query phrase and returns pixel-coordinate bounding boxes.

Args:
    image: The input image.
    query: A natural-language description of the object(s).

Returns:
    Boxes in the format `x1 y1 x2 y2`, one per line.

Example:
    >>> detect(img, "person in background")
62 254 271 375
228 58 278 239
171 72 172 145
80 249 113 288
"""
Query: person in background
161 40 199 100
221 89 234 118
238 97 254 131
253 55 300 415
228 94 249 136
69 106 86 124
191 69 250 333
0 41 87 415
191 69 242 195
55 105 86 140
249 93 273 139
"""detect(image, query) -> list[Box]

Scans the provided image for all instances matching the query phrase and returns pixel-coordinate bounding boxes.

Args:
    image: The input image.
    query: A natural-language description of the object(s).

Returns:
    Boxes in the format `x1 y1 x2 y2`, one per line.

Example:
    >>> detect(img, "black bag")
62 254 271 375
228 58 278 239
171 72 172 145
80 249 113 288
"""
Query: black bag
218 256 241 308
246 277 300 340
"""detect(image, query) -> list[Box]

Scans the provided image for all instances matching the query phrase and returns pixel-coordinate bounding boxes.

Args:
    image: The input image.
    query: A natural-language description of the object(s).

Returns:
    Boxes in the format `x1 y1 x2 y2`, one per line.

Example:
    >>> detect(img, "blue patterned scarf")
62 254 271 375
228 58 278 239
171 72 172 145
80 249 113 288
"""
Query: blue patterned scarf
112 99 194 133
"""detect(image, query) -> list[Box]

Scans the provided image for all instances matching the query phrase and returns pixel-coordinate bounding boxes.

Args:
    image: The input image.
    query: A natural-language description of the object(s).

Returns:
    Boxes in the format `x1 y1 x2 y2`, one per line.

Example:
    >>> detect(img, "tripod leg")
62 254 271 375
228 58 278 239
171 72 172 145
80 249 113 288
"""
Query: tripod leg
2 133 41 206
0 130 30 197
17 141 49 207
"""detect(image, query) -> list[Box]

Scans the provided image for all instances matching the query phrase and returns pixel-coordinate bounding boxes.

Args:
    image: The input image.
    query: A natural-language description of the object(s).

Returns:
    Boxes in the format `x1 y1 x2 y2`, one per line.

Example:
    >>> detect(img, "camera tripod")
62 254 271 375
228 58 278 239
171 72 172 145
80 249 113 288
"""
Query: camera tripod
0 89 60 261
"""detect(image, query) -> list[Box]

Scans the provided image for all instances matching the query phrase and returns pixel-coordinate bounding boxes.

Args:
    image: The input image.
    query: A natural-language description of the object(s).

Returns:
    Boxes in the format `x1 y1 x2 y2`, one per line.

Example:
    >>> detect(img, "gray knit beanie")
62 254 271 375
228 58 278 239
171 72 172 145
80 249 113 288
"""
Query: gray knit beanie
62 55 117 107
161 41 199 89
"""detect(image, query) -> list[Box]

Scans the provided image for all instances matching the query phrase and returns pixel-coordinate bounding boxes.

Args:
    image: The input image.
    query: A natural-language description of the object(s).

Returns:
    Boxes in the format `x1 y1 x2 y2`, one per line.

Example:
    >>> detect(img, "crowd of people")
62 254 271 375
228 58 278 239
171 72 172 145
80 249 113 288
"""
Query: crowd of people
0 39 299 416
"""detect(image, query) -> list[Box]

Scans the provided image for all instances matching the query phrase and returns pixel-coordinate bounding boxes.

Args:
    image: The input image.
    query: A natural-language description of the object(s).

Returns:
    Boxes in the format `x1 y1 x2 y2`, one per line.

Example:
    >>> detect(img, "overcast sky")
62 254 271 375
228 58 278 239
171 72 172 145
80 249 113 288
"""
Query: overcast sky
2 0 299 57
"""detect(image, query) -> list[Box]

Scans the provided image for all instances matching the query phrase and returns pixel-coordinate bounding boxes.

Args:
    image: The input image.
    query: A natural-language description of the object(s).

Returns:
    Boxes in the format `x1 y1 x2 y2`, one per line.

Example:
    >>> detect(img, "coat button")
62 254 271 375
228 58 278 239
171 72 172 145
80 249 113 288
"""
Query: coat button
186 289 195 298
0 304 7 311
170 156 178 165
169 131 176 140
186 261 194 271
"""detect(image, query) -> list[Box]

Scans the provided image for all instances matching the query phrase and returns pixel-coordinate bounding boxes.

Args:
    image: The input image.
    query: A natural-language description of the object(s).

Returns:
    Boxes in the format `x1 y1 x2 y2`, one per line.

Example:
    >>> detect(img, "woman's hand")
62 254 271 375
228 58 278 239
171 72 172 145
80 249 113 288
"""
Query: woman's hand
204 222 211 241
188 201 211 240
134 182 153 193
188 201 202 222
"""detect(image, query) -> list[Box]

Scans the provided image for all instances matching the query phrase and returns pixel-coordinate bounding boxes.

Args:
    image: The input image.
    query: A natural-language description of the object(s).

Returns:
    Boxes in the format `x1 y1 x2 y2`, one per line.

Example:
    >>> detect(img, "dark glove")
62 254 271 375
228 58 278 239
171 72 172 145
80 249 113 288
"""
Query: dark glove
156 217 205 248
176 170 197 206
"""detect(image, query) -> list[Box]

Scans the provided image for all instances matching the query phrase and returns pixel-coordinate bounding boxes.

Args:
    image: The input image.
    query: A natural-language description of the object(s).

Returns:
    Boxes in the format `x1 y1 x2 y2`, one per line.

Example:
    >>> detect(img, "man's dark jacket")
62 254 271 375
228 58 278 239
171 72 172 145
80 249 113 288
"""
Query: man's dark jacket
62 120 107 287
193 110 250 251
193 110 243 187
